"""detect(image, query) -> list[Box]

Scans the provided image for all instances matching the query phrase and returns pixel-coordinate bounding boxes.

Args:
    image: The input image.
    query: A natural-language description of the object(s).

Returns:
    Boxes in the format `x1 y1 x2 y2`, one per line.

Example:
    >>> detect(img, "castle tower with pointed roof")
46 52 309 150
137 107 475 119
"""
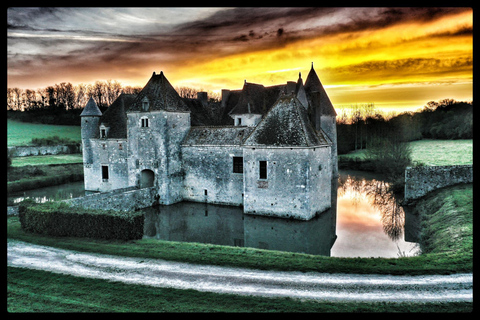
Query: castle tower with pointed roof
80 64 337 220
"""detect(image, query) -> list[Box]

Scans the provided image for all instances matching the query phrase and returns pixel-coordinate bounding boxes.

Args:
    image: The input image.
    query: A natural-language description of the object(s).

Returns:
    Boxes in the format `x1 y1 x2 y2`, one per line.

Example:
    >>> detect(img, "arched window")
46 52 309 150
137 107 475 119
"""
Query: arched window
140 169 155 188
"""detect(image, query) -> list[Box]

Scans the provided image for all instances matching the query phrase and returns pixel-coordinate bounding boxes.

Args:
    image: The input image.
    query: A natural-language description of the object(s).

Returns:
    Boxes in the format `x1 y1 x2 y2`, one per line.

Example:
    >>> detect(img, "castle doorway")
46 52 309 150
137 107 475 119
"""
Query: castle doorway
140 169 155 188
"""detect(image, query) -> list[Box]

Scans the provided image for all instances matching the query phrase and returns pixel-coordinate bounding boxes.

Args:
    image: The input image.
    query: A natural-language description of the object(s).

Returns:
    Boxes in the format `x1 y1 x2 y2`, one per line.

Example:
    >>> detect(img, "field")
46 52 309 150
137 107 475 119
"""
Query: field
7 119 81 147
339 139 473 166
10 154 83 167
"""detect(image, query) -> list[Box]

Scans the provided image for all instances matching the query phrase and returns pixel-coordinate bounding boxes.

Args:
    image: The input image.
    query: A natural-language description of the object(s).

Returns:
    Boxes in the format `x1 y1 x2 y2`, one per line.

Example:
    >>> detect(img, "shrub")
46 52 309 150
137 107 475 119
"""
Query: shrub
365 136 412 191
30 136 74 146
18 201 144 241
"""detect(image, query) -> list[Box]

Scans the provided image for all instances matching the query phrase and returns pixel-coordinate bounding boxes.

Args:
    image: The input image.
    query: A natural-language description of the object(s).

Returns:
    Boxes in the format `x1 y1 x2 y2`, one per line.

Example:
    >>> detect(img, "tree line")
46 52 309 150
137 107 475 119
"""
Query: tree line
336 99 473 155
7 81 143 125
7 80 142 112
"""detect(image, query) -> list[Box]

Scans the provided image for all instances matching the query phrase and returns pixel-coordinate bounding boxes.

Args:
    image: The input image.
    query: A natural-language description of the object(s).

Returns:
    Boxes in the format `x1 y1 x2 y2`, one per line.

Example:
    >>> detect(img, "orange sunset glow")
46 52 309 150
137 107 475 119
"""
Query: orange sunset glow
7 7 472 113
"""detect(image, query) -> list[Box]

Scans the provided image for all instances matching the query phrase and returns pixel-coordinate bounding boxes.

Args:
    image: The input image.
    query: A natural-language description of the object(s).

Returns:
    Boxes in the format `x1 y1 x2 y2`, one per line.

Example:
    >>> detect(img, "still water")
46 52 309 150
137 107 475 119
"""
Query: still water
7 171 420 258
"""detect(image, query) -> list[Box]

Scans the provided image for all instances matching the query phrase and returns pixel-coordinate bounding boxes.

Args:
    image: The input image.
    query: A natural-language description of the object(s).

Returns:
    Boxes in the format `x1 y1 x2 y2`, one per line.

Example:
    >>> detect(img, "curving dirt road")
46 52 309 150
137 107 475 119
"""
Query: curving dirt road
7 240 472 302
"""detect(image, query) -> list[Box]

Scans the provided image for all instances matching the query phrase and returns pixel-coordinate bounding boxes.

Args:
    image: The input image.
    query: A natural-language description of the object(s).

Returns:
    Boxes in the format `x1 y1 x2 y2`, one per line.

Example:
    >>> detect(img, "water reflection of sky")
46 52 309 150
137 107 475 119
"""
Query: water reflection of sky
8 173 421 258
331 171 420 258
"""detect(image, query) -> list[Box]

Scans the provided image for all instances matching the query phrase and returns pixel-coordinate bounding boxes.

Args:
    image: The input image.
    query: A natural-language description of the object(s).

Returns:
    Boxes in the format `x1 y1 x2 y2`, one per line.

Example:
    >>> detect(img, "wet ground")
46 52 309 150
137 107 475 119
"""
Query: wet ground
7 240 472 302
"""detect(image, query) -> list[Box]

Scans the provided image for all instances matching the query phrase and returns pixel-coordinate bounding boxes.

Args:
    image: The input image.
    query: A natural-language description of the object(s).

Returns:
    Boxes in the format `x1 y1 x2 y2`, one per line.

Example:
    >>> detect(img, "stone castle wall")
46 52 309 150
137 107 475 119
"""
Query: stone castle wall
404 165 473 203
63 186 157 212
8 144 81 157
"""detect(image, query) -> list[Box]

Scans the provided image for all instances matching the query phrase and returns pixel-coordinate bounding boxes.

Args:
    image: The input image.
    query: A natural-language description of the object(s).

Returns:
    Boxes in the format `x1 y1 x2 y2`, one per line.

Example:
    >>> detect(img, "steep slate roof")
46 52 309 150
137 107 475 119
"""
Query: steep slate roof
127 71 189 113
182 126 254 146
304 64 336 116
80 97 102 117
244 95 329 147
99 93 136 139
228 82 284 116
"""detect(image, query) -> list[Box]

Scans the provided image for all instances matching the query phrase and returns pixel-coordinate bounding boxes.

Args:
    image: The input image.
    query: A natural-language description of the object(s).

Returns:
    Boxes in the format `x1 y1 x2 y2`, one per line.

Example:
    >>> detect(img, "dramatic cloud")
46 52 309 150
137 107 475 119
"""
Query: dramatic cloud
7 7 473 111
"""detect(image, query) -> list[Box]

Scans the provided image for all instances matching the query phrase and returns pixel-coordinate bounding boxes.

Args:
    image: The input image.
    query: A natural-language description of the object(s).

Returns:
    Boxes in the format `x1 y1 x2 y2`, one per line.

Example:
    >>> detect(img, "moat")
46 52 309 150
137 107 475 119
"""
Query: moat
8 170 420 258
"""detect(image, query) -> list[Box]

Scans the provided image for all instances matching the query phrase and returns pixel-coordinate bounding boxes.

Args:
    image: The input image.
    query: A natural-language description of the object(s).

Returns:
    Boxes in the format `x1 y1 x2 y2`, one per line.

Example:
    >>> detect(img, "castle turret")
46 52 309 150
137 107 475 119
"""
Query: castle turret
305 63 338 175
80 97 102 139
80 97 102 191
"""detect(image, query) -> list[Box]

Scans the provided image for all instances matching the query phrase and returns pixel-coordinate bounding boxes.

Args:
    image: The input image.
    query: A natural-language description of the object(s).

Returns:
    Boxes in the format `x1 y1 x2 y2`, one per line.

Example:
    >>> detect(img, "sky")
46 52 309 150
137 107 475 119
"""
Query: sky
7 7 473 112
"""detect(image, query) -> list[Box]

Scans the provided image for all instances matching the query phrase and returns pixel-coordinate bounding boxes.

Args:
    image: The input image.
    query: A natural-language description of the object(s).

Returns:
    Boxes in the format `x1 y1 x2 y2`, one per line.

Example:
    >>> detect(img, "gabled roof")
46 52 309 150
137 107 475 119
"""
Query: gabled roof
127 71 189 113
99 93 136 139
244 95 329 147
80 97 102 117
182 126 254 146
304 64 336 116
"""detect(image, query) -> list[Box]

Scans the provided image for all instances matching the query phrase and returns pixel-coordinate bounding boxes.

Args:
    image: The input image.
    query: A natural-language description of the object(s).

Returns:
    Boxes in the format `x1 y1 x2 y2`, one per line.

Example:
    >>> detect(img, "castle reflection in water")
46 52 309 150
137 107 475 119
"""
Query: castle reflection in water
143 171 420 257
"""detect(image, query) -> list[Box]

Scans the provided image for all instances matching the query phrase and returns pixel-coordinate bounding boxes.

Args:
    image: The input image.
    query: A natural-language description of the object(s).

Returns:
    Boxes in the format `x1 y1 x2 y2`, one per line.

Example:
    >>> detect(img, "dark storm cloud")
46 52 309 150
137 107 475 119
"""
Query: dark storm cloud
7 7 472 88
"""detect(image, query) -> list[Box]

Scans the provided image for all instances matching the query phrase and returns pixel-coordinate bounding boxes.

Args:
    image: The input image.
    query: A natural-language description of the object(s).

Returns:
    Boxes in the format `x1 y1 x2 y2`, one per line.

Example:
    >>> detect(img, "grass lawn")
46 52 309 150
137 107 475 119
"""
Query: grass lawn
7 183 472 312
7 119 81 147
11 154 83 167
339 139 473 166
7 266 472 312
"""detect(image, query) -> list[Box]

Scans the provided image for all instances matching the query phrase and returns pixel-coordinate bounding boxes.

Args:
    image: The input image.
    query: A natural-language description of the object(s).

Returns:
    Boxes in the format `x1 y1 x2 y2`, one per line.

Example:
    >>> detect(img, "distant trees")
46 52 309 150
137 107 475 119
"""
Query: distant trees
7 80 142 112
7 81 142 125
336 99 473 155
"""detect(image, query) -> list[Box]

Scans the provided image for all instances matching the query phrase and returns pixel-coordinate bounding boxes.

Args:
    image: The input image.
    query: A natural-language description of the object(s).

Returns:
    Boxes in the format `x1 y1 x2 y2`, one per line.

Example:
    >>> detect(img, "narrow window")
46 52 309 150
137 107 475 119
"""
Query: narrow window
100 128 106 138
233 156 243 173
118 143 123 150
102 165 109 181
259 161 267 179
204 189 208 196
141 118 149 128
237 117 242 126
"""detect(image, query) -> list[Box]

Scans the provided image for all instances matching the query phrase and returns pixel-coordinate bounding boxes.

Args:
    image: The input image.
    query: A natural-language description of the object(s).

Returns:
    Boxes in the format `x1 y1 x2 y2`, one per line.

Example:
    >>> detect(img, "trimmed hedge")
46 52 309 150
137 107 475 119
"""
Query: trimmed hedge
18 200 144 241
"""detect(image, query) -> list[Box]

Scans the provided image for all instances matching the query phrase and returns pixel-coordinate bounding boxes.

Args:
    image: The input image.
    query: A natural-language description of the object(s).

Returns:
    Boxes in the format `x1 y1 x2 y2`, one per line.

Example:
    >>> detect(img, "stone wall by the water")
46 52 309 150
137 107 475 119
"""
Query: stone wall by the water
404 165 473 203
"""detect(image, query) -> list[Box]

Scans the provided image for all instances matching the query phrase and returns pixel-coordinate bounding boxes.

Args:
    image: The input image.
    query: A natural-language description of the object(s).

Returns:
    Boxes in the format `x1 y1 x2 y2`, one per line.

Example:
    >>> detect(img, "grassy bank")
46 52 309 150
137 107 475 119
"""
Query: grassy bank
7 183 472 275
7 163 84 194
7 266 472 312
7 182 472 312
339 139 473 167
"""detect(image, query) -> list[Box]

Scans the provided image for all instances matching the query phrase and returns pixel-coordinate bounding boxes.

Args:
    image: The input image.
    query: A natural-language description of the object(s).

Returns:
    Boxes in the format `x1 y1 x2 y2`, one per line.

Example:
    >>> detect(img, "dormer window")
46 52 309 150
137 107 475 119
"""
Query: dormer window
142 97 149 111
99 124 109 138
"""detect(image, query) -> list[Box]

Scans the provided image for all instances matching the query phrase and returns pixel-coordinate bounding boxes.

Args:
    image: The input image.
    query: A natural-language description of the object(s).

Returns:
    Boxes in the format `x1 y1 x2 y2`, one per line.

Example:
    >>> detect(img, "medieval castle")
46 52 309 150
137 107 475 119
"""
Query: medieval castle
80 64 337 220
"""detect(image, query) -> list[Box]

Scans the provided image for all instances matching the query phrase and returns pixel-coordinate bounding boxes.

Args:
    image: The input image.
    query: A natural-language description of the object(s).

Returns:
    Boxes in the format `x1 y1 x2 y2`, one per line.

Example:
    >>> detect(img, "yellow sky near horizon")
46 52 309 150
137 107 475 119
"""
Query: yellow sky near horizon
164 10 472 112
8 8 472 113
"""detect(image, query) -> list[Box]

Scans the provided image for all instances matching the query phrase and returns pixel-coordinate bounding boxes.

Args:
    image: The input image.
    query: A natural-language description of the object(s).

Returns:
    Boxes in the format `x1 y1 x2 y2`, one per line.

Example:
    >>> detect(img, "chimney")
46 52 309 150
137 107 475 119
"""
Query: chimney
197 91 208 105
221 89 231 108
286 81 296 94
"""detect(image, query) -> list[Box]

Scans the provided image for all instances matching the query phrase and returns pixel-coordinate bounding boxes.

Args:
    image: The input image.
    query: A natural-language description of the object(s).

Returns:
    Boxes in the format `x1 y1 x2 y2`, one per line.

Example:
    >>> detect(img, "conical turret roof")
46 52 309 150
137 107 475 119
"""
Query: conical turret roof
305 64 336 116
80 97 102 117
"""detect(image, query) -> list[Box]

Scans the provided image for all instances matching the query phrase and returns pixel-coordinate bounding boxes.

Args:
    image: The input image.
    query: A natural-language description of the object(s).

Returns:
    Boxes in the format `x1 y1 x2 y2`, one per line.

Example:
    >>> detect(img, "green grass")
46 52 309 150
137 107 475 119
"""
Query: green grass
6 182 473 276
7 182 472 312
7 119 81 147
339 139 473 166
416 184 473 256
11 154 83 167
7 163 84 193
7 266 472 312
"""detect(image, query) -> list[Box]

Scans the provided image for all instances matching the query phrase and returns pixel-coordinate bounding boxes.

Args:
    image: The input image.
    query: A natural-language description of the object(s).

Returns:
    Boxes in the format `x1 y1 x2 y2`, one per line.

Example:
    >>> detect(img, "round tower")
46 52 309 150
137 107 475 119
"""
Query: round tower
80 97 102 184
80 97 102 140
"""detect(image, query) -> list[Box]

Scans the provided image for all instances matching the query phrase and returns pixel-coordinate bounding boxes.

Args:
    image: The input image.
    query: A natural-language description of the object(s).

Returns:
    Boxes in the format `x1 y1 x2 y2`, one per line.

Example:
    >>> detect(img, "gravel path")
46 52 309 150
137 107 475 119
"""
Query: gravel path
7 240 472 302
